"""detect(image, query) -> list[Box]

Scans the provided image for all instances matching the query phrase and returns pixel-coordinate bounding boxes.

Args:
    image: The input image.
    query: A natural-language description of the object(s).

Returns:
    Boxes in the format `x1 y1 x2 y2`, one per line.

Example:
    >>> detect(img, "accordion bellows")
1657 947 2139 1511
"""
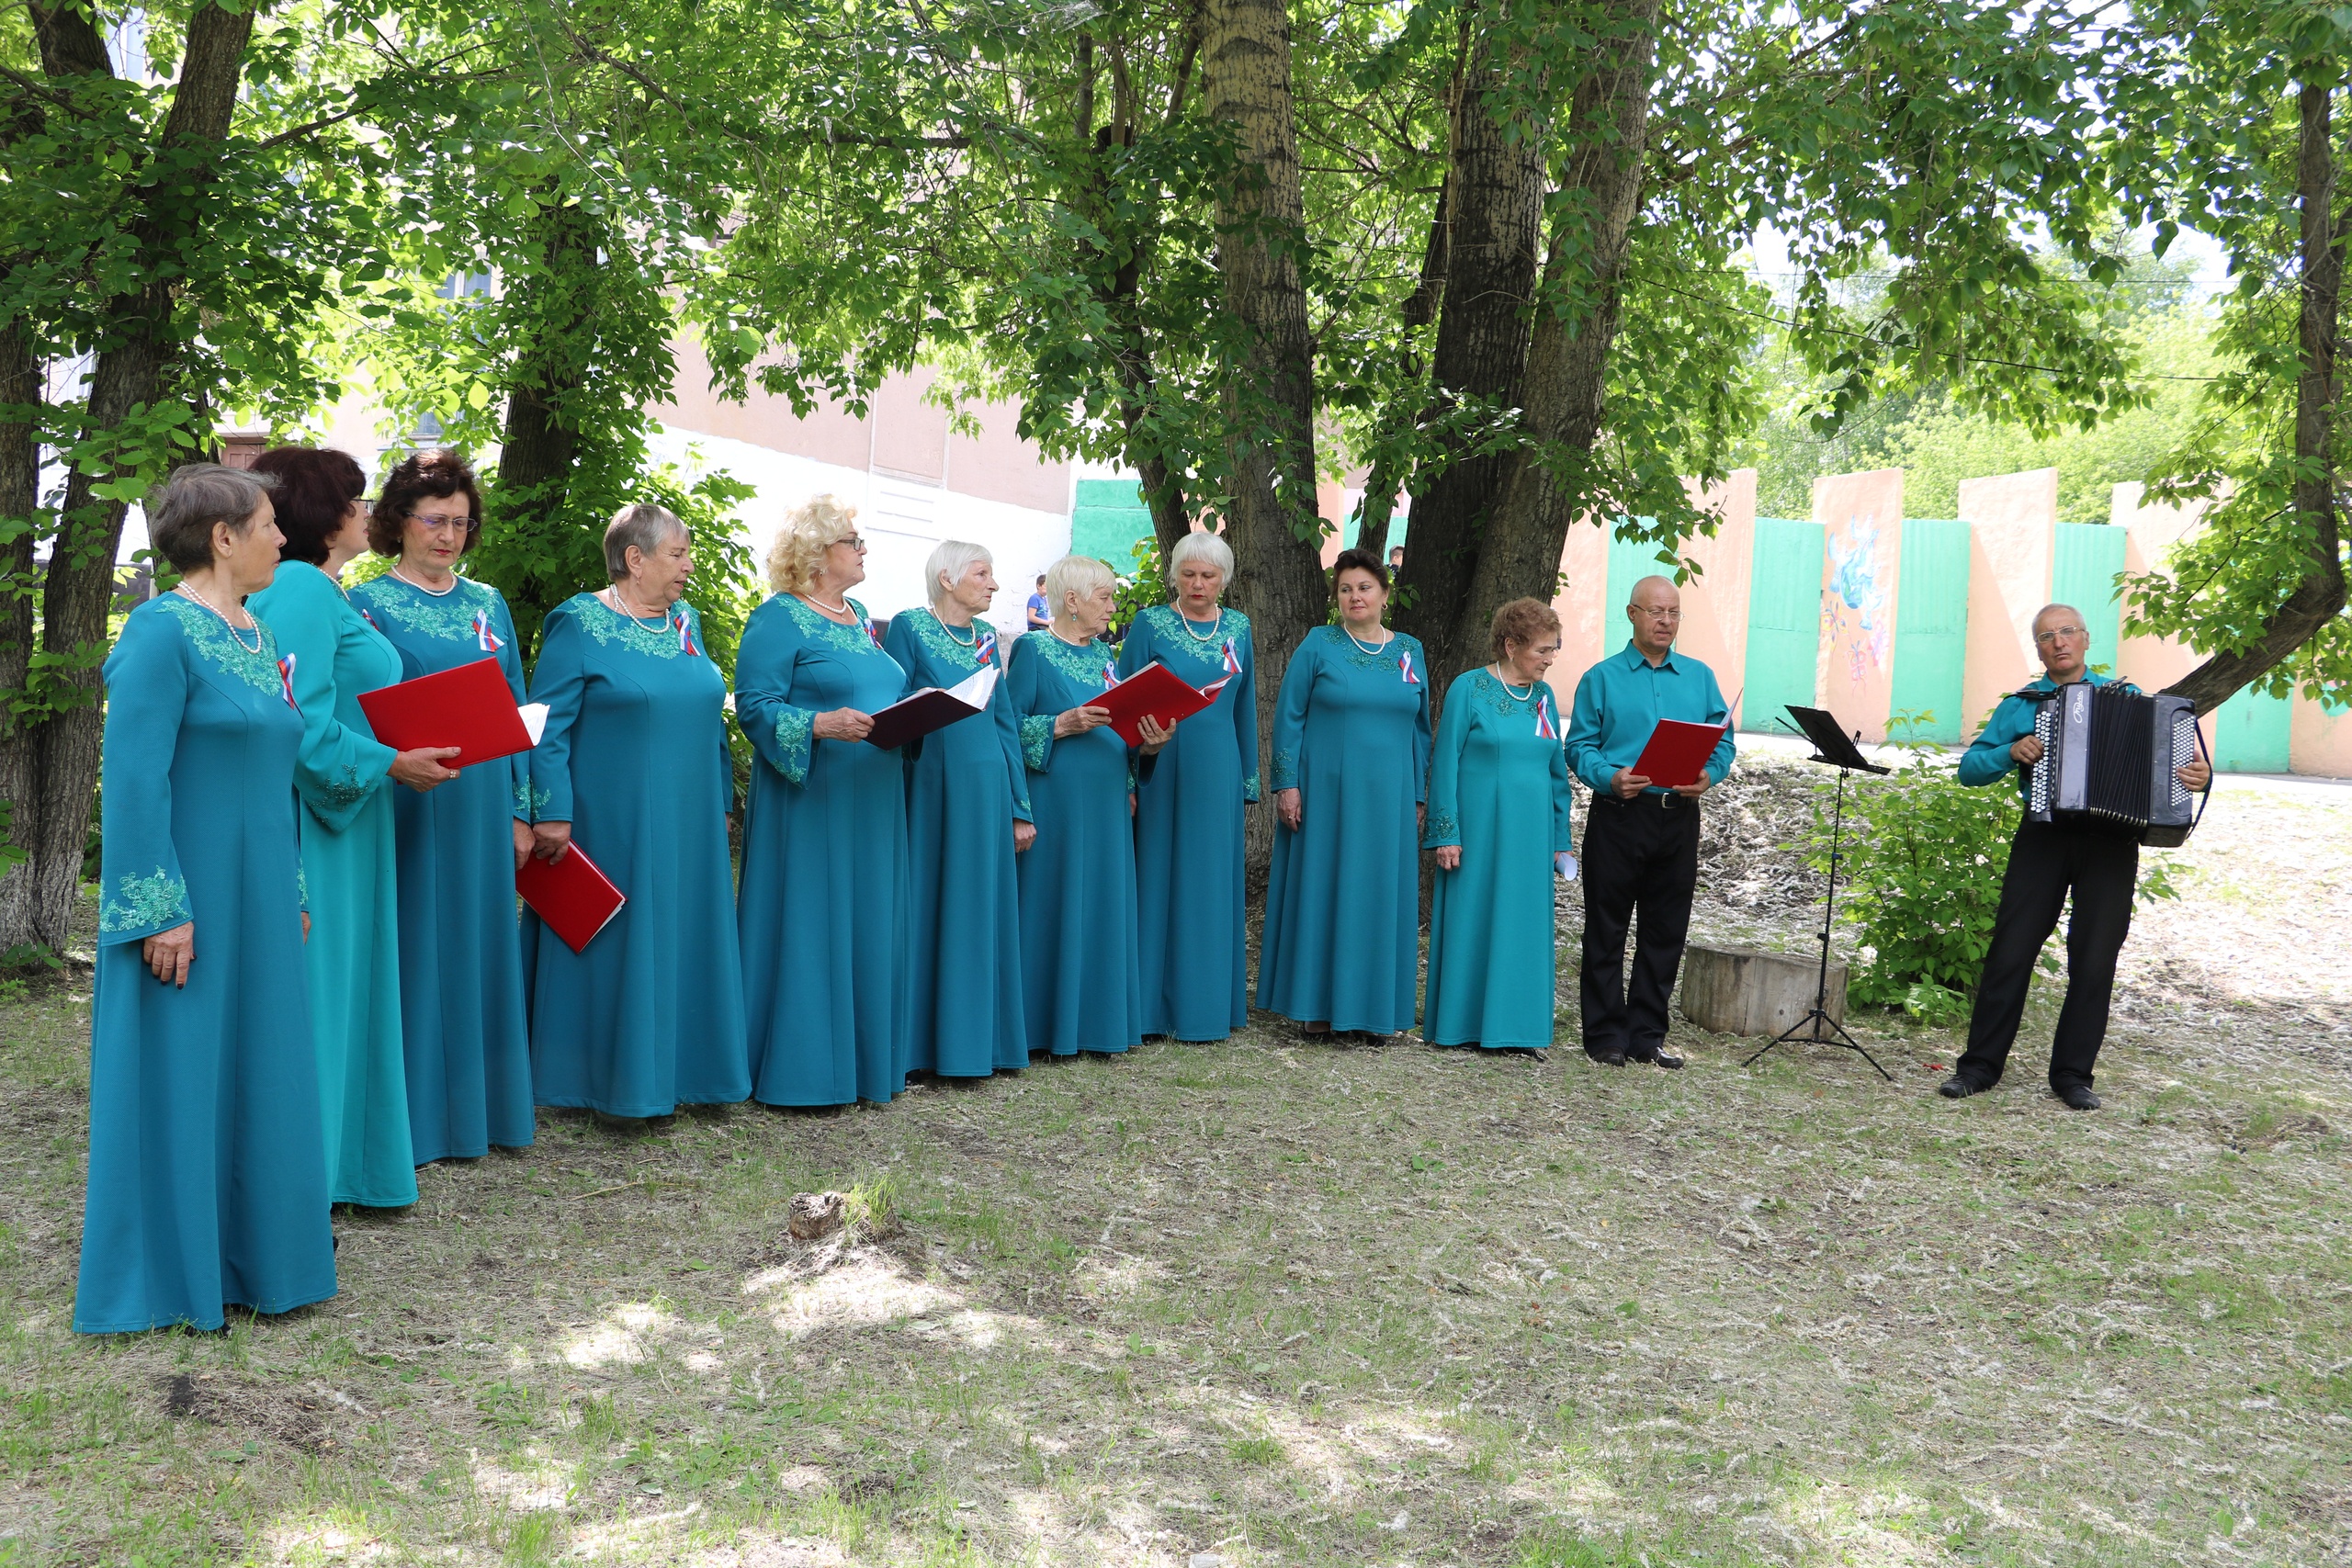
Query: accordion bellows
2025 682 2206 847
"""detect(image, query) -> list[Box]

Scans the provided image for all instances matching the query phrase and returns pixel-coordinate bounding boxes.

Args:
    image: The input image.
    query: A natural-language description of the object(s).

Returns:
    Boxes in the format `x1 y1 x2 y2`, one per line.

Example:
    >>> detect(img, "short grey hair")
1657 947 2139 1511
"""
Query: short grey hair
148 463 277 572
1168 530 1234 581
925 540 993 606
605 502 687 581
1044 553 1115 616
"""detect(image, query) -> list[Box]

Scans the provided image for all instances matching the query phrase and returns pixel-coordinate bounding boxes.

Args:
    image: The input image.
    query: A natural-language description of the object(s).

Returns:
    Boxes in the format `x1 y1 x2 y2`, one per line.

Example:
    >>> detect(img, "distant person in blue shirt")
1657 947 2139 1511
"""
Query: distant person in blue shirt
1565 576 1736 1068
1025 575 1050 634
1941 604 2210 1111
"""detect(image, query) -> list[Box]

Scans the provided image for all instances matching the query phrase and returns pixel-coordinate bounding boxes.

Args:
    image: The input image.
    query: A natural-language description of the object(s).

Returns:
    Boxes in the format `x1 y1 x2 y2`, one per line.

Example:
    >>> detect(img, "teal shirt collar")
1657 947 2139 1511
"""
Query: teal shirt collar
1615 639 1681 674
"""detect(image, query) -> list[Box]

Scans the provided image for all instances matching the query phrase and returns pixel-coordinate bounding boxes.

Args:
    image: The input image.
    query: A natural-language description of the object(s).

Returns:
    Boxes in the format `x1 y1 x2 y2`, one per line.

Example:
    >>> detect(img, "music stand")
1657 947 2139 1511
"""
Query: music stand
1741 705 1894 1080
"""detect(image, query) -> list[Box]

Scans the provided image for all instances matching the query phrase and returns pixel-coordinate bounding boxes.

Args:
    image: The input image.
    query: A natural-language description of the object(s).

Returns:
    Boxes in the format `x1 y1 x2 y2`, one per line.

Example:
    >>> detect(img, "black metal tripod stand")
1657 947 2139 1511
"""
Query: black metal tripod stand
1742 706 1893 1080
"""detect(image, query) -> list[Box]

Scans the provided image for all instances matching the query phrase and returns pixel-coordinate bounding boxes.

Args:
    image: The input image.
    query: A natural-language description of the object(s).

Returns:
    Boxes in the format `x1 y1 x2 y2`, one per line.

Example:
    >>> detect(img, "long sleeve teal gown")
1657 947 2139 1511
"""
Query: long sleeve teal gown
1420 669 1575 1050
527 593 748 1115
248 561 415 1207
1005 631 1149 1055
737 593 911 1105
1257 626 1433 1036
882 609 1031 1078
347 571 536 1161
74 594 336 1333
1117 604 1258 1041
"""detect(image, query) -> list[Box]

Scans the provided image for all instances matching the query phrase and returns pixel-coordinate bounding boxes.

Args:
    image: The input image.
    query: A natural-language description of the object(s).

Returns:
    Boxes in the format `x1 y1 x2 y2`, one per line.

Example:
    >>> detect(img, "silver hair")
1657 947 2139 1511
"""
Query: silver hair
1044 553 1115 616
925 539 993 607
2033 603 2086 634
147 463 277 571
1168 530 1235 580
605 502 687 581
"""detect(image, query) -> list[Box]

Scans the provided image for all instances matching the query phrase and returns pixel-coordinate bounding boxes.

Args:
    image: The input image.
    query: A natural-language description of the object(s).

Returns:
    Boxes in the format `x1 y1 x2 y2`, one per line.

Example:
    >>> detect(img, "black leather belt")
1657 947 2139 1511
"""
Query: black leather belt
1594 792 1687 811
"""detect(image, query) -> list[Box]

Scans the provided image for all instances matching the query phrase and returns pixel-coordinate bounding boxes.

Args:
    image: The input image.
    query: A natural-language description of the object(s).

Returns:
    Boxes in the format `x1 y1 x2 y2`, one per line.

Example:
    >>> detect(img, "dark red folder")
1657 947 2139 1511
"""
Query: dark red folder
356 658 536 768
1094 660 1229 747
516 841 627 953
1629 718 1730 789
865 664 999 750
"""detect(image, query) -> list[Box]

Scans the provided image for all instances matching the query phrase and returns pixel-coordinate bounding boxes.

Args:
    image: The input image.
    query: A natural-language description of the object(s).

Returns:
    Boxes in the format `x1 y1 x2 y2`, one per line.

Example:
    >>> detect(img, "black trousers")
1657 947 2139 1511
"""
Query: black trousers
1578 794 1702 1058
1957 820 2139 1092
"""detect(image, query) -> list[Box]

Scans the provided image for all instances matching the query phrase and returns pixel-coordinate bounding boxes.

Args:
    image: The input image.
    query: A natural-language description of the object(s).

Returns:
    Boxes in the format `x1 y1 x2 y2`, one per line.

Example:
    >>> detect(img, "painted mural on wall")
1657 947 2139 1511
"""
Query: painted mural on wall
1825 509 1892 684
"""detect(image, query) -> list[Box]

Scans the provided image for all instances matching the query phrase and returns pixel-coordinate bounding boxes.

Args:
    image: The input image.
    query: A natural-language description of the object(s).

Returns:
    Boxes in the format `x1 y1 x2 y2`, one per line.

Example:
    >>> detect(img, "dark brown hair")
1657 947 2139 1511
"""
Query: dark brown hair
251 446 366 566
1329 547 1390 594
1488 596 1561 661
368 449 482 558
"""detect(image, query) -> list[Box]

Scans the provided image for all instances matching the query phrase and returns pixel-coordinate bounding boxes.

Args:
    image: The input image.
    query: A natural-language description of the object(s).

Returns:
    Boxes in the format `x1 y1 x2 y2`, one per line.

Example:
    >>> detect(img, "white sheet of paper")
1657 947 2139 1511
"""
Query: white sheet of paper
947 663 1000 710
519 703 549 745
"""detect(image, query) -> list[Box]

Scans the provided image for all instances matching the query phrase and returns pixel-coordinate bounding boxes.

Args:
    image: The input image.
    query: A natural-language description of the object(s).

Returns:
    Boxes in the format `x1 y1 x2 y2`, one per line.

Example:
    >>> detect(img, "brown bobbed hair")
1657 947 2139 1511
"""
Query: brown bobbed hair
1329 547 1390 594
251 446 366 566
1488 596 1561 661
368 449 483 558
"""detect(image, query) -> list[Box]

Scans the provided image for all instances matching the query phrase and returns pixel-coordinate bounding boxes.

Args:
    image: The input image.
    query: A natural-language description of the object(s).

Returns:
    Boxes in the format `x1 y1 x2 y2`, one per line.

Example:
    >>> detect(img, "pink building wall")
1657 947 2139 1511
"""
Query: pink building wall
1555 518 1613 676
1813 469 1905 742
1673 469 1757 709
1958 468 2058 732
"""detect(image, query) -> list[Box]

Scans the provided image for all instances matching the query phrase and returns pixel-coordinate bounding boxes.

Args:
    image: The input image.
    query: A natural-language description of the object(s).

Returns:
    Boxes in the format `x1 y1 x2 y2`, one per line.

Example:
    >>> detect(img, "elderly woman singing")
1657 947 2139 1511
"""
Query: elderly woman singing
882 541 1031 1083
737 495 912 1107
75 464 336 1333
526 503 748 1118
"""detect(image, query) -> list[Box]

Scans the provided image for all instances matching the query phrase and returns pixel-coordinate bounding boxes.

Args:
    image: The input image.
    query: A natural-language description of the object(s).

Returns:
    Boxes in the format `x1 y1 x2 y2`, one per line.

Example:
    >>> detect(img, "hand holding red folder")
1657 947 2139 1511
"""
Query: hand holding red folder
1627 718 1730 791
1093 660 1228 747
356 658 548 769
516 840 627 953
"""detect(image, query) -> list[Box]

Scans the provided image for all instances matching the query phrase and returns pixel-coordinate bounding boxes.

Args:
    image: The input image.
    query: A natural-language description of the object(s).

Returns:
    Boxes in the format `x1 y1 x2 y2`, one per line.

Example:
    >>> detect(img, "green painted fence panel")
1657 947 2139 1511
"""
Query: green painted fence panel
1743 516 1825 732
1888 518 1972 742
2211 685 2293 773
2051 523 2128 668
1069 479 1151 567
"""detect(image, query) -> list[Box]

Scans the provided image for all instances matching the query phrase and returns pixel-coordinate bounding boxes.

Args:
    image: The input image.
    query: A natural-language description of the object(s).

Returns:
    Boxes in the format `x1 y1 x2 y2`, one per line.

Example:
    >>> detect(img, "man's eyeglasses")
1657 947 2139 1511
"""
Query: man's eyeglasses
2034 625 2086 645
1634 607 1682 622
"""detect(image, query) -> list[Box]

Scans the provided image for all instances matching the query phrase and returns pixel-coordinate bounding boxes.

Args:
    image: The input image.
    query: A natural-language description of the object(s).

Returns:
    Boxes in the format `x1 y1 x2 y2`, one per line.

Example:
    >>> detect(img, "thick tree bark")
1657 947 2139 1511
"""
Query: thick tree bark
1204 0 1325 884
495 198 605 654
1393 47 1550 678
1353 174 1451 567
0 321 40 947
2165 83 2348 715
1450 0 1660 686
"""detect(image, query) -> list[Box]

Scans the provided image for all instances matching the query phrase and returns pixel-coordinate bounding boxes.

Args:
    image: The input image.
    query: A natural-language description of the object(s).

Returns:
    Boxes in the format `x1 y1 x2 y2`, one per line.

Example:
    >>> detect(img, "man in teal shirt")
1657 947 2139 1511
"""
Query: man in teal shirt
1565 575 1736 1068
1943 603 2210 1111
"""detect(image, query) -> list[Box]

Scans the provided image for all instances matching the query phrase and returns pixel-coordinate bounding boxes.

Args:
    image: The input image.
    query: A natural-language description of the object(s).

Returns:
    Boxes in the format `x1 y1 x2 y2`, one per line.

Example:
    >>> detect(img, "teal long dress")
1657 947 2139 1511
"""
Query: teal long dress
347 572 535 1161
882 609 1031 1078
1005 631 1148 1055
248 562 415 1207
1420 669 1575 1050
1117 604 1258 1041
1257 626 1432 1036
736 593 911 1105
527 593 747 1115
75 594 336 1333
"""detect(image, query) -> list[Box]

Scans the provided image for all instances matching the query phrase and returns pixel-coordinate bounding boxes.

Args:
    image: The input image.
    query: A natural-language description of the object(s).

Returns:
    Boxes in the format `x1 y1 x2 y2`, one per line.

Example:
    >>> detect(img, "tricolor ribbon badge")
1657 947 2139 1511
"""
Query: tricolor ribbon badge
357 606 379 629
1534 693 1558 740
1102 662 1118 690
1222 638 1242 677
277 653 299 710
674 610 699 657
473 610 503 652
975 630 997 666
868 621 884 648
1398 649 1419 684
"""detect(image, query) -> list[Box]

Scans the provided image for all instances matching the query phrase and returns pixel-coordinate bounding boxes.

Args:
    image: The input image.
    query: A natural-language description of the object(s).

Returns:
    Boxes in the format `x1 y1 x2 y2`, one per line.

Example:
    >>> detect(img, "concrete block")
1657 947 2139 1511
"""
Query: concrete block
1679 943 1846 1038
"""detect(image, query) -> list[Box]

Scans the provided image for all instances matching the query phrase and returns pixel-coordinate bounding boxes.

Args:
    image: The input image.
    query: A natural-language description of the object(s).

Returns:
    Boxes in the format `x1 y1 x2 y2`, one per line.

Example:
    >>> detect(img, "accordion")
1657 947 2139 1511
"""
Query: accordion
2023 681 2207 846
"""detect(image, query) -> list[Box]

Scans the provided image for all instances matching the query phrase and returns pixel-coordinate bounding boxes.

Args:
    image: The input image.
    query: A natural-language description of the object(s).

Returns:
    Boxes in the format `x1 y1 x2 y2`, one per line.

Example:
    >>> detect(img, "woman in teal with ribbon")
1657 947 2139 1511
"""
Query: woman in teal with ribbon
882 540 1031 1083
736 495 911 1107
248 446 461 1210
1117 531 1257 1042
527 503 747 1118
1259 548 1431 1042
1421 597 1576 1059
76 464 336 1333
348 451 537 1164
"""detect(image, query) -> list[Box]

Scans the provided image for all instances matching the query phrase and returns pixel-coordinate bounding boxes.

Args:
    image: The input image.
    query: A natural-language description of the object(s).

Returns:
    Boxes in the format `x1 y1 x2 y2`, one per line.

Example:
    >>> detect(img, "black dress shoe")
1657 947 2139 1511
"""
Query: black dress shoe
1646 1051 1684 1070
2057 1084 2101 1111
1587 1048 1628 1066
1938 1076 1988 1100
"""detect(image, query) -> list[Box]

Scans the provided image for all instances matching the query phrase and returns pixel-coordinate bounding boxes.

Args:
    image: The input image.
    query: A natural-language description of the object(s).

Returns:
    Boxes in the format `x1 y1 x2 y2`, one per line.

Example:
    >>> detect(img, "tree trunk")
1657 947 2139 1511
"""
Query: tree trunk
0 321 40 950
1452 0 1660 684
1353 173 1451 568
2164 83 2348 715
1393 47 1550 682
494 198 604 655
1204 0 1325 884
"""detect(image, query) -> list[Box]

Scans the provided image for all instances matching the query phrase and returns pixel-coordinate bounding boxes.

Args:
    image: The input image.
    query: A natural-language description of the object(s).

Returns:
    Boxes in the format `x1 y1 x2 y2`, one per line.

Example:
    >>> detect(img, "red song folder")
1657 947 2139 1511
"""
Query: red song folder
865 664 999 750
1093 661 1228 747
515 841 627 953
356 658 547 768
1628 718 1730 789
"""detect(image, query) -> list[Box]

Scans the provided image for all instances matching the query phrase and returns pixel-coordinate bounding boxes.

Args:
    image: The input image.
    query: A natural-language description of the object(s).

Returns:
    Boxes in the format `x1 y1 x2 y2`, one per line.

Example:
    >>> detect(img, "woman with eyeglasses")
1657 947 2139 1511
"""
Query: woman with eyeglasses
735 496 913 1108
525 503 747 1121
348 451 537 1165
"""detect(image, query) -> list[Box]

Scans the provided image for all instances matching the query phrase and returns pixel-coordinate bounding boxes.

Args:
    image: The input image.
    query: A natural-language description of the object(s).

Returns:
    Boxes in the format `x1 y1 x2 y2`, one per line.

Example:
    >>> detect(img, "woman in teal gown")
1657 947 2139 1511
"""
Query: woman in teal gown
527 504 748 1116
76 464 336 1333
1007 555 1168 1057
347 451 537 1161
1118 533 1257 1042
736 495 911 1106
1259 548 1431 1039
1421 598 1576 1056
249 446 457 1208
882 542 1031 1081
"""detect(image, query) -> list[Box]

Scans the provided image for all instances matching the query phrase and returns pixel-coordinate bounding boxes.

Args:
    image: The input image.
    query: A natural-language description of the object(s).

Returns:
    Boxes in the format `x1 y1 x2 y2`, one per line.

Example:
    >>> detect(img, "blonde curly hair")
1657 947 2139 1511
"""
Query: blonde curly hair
767 494 859 594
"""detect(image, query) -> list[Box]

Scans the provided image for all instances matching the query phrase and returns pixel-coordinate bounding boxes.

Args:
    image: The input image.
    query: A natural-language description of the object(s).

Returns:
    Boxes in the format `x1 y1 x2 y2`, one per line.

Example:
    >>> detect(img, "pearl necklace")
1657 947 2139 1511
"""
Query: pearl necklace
1048 626 1094 648
800 590 854 618
938 612 979 648
1488 664 1534 702
177 581 264 656
392 563 458 597
603 586 668 631
1178 606 1222 641
1344 625 1392 655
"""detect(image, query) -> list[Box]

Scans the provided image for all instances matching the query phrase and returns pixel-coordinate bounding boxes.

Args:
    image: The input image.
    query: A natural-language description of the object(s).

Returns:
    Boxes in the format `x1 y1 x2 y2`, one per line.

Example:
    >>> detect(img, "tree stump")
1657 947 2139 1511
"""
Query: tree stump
1679 944 1847 1038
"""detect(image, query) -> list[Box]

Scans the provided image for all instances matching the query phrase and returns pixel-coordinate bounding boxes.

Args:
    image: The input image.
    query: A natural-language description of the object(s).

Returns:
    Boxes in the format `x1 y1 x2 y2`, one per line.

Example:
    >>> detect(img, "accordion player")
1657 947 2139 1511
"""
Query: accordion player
2022 680 2211 846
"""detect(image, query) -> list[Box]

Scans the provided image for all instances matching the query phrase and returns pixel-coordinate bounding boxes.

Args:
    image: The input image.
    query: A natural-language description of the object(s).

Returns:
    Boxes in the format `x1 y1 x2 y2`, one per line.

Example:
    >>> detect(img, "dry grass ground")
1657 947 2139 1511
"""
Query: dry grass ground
1 756 2347 1568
